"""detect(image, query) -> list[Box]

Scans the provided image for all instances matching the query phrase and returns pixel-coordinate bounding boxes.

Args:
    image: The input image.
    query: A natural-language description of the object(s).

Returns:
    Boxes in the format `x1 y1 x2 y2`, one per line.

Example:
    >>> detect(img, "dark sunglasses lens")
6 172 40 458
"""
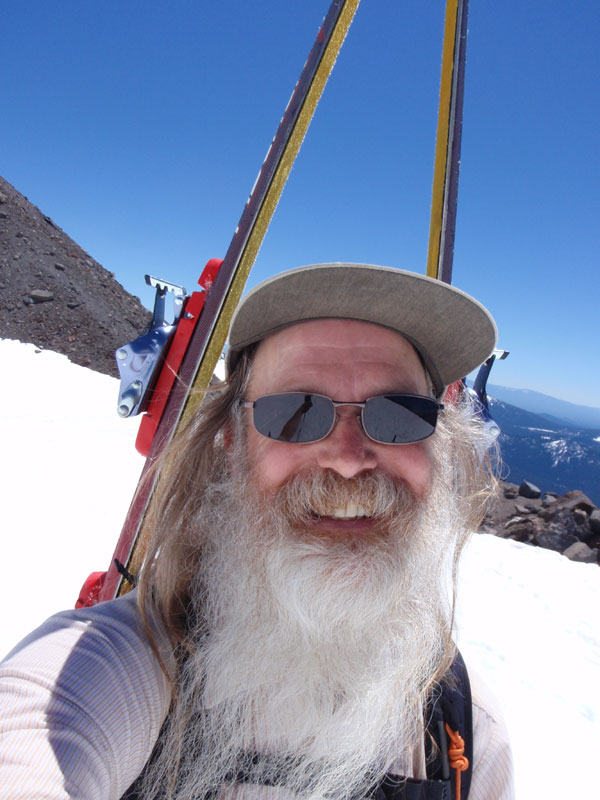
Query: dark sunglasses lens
363 395 439 443
252 394 334 443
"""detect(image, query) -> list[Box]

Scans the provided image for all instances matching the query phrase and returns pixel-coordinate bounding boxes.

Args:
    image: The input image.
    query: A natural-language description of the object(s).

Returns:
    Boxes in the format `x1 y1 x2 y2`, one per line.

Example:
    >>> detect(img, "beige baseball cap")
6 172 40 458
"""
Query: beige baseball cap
226 263 497 399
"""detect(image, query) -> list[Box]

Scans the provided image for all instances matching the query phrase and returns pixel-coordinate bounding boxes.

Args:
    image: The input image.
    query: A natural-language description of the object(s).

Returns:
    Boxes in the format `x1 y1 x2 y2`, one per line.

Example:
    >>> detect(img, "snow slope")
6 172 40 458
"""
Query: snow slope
0 340 144 643
1 339 598 798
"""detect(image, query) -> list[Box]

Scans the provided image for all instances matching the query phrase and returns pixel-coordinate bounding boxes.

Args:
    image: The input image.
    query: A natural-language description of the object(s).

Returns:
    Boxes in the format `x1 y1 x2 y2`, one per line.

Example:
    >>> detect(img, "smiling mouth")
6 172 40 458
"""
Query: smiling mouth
326 502 371 520
308 502 376 523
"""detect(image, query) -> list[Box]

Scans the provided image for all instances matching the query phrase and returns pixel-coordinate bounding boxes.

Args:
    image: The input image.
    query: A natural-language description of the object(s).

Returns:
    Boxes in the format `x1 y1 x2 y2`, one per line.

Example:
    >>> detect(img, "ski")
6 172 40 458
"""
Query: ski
426 0 470 285
423 2 510 431
97 0 360 603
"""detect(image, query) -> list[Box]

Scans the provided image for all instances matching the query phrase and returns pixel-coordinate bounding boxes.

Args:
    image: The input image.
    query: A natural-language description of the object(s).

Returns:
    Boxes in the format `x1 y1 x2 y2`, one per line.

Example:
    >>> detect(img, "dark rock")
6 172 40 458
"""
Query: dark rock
574 523 593 544
590 510 600 535
479 521 495 534
542 492 559 507
534 528 578 553
0 211 8 219
539 506 557 522
519 480 541 499
504 516 526 528
563 542 598 564
29 289 54 303
550 509 579 536
559 491 596 514
537 506 591 542
502 521 535 542
54 262 65 271
66 302 80 310
588 535 600 550
539 496 594 523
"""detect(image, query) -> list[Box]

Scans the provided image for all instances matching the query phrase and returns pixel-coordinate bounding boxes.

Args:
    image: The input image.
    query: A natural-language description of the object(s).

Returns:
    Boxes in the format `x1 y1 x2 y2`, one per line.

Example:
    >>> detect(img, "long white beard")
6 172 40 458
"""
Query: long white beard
144 457 461 800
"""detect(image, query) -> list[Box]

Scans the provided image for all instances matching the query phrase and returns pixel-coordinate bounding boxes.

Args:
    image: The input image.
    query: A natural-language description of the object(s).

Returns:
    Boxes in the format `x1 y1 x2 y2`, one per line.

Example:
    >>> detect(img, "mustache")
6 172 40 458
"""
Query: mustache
272 468 421 526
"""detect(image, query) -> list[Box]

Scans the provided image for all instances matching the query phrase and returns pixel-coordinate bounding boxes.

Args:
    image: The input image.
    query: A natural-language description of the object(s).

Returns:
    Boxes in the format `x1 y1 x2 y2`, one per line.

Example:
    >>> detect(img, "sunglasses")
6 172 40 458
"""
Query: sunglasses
242 392 443 445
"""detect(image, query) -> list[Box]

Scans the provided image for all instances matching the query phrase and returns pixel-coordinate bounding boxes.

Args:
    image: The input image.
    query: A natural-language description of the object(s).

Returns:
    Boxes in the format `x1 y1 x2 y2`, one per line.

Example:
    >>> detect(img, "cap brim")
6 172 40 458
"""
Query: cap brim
227 263 497 398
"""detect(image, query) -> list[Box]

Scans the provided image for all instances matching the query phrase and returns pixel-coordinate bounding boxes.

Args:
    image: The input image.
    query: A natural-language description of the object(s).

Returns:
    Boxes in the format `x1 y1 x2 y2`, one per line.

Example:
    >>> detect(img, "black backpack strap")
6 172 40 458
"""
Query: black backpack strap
368 650 472 800
445 651 472 800
423 650 473 800
370 775 451 799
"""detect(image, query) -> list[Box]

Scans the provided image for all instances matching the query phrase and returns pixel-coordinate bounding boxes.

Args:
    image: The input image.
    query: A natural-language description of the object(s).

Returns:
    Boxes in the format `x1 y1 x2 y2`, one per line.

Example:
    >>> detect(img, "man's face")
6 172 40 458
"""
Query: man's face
244 319 434 533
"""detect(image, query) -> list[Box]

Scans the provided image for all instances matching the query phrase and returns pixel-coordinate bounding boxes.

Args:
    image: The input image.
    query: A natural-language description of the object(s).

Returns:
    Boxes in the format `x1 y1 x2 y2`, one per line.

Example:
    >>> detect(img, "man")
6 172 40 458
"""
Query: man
0 264 514 799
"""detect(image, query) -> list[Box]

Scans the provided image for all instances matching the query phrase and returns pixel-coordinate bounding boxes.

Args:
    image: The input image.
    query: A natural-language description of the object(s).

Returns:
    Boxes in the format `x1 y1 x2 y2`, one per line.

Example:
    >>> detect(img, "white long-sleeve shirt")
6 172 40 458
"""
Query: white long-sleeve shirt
0 592 514 799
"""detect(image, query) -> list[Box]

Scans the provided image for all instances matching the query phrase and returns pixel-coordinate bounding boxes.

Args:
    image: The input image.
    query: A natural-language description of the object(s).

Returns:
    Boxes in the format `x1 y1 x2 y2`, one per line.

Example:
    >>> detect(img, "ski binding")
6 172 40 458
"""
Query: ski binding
115 275 188 418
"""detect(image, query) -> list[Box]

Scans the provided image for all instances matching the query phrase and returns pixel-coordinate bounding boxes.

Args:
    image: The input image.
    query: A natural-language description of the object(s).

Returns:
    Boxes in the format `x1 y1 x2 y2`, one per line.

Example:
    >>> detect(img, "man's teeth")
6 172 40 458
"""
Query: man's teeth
329 503 370 520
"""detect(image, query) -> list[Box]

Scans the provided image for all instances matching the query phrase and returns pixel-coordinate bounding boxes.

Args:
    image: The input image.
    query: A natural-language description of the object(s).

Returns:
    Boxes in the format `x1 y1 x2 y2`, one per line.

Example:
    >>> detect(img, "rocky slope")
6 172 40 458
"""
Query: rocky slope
0 176 150 377
482 481 599 565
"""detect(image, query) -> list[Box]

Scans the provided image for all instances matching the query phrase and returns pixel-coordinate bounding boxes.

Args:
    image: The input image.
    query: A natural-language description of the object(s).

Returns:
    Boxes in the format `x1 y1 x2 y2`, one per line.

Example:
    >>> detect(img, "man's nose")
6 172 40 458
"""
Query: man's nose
314 407 378 478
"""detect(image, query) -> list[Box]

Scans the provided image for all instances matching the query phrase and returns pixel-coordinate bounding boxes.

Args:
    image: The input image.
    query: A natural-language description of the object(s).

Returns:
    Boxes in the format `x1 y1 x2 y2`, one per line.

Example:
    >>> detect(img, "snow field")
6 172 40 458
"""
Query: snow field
0 340 144 645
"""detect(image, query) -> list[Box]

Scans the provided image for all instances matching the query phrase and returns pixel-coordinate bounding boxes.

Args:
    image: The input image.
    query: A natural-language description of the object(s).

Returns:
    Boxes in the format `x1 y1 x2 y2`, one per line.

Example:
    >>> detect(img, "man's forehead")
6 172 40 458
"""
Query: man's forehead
250 319 430 395
255 318 420 360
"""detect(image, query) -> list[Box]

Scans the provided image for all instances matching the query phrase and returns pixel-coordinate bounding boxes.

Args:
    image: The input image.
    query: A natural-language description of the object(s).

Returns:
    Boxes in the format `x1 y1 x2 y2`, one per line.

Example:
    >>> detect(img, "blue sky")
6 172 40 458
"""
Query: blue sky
3 1 599 407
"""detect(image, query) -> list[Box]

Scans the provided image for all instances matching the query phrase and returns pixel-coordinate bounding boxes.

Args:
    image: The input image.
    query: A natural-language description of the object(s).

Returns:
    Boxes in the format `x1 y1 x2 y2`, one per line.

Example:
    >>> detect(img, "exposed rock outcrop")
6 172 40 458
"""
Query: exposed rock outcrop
480 482 599 565
0 176 151 377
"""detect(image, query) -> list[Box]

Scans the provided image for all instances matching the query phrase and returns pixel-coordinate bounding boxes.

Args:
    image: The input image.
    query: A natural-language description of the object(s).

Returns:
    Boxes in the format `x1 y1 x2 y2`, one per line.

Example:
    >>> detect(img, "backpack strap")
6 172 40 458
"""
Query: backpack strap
373 650 472 799
369 775 451 799
423 650 473 799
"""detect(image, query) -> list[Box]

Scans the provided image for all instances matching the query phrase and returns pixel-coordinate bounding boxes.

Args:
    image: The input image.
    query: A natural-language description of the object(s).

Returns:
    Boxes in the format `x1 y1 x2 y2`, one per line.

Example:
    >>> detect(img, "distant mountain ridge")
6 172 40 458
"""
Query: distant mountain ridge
487 383 600 429
489 397 600 504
